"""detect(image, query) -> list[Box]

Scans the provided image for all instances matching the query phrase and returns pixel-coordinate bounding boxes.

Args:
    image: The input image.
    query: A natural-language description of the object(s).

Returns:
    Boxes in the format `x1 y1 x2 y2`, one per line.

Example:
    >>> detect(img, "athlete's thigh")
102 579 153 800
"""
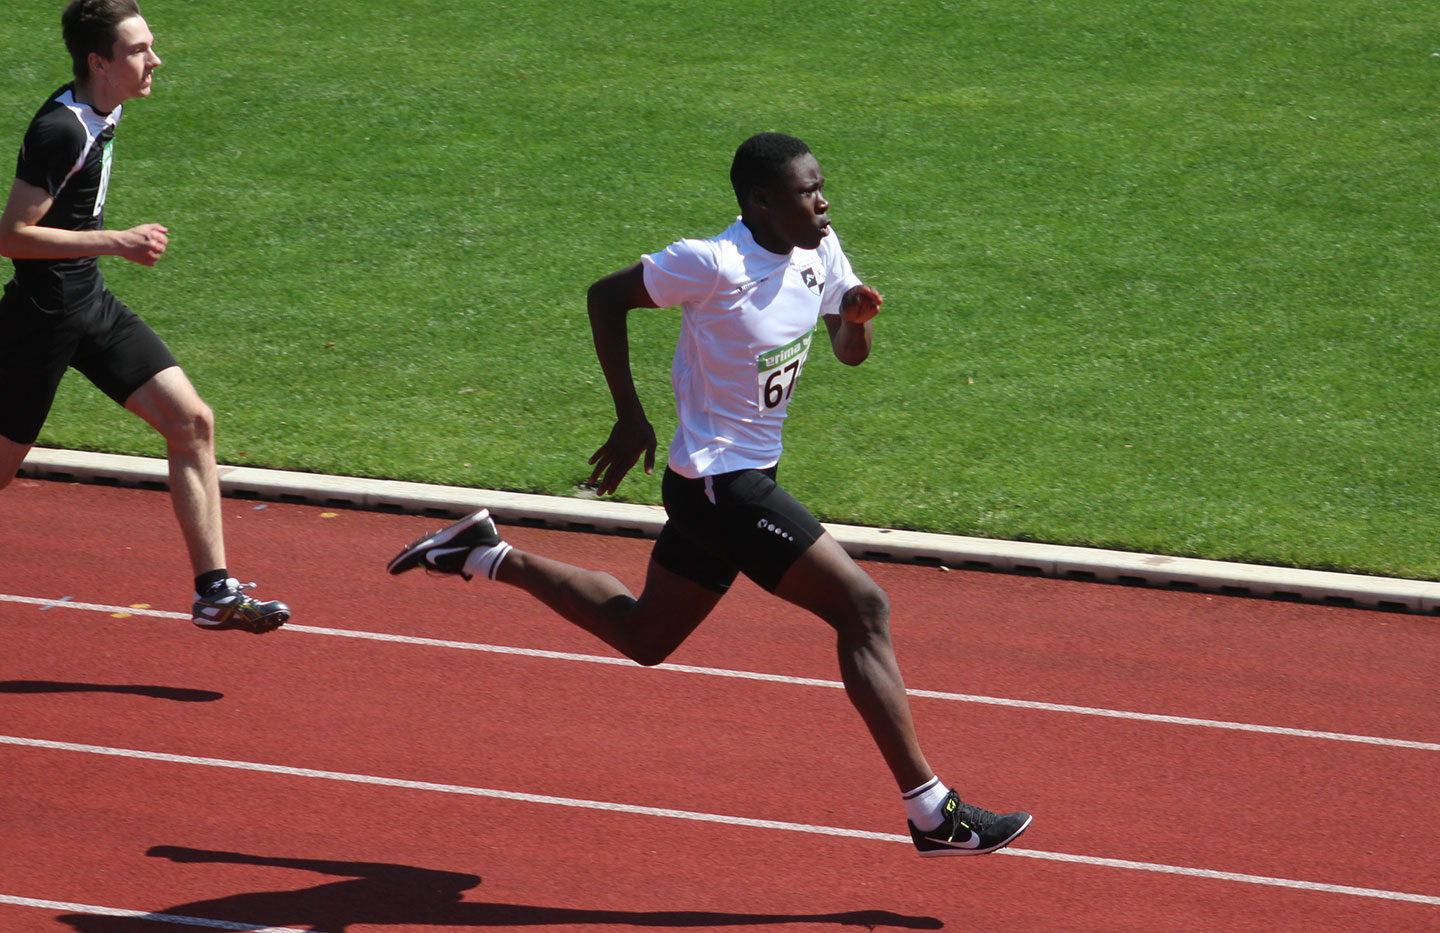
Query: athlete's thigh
654 469 743 593
72 291 179 410
772 530 886 630
658 466 829 596
122 364 206 436
712 469 824 592
628 554 727 654
634 553 726 621
0 287 77 445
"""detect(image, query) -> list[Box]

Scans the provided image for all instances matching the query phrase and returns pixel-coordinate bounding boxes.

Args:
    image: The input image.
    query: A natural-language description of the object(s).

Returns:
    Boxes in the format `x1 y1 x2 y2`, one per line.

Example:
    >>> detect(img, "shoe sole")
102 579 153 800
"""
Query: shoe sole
915 813 1033 857
386 509 493 575
192 607 290 634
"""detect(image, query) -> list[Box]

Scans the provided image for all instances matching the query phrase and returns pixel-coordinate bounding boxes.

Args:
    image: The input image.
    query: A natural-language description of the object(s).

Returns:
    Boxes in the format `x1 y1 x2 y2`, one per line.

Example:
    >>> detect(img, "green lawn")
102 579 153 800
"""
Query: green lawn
3 1 1437 579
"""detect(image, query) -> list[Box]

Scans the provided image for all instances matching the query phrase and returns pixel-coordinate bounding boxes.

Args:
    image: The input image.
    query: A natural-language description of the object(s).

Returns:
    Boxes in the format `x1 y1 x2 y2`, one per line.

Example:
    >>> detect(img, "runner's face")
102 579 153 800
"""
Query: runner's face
760 153 831 252
98 17 162 102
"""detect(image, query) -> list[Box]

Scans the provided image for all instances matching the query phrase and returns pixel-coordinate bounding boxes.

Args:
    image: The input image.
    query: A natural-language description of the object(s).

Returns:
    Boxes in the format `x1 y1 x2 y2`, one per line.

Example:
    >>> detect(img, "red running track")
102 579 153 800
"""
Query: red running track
1 478 1437 932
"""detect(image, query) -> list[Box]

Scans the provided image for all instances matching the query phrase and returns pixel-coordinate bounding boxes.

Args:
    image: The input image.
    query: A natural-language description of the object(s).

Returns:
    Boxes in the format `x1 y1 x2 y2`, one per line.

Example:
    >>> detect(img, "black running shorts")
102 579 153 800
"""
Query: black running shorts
0 282 178 444
652 466 825 594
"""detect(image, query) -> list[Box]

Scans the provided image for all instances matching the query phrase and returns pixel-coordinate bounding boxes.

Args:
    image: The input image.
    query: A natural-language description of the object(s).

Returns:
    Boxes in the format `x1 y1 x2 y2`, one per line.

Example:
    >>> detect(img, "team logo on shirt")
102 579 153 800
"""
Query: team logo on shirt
800 265 825 296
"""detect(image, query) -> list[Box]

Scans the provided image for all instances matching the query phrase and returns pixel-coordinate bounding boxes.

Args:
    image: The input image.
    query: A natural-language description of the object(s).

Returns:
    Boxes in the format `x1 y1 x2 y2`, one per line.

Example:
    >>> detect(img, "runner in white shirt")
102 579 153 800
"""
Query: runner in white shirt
390 133 1032 857
643 212 862 478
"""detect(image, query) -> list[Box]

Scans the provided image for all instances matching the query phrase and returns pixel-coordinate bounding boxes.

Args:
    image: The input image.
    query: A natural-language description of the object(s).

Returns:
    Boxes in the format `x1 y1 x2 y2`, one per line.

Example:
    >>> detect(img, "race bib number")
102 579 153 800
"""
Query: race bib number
757 330 813 412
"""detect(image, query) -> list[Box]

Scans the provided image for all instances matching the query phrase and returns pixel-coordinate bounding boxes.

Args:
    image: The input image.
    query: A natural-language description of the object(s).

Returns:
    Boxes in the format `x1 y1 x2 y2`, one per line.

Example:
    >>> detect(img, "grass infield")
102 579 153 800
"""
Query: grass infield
2 1 1436 580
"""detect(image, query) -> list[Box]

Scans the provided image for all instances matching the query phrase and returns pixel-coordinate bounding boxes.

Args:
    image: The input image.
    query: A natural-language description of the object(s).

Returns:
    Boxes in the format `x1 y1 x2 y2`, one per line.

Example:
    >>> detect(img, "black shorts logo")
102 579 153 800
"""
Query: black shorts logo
756 518 796 543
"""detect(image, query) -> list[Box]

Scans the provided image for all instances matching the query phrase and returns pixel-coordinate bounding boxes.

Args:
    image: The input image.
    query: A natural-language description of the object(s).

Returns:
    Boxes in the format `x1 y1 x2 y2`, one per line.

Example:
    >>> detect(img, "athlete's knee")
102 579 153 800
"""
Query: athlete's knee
621 611 703 667
629 644 671 668
858 581 891 629
626 627 687 667
163 400 215 453
837 578 891 642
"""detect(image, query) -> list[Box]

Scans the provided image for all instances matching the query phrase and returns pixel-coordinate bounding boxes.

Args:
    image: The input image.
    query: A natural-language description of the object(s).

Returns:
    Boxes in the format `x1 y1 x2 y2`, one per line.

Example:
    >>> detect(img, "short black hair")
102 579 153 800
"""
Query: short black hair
730 132 812 209
62 0 142 83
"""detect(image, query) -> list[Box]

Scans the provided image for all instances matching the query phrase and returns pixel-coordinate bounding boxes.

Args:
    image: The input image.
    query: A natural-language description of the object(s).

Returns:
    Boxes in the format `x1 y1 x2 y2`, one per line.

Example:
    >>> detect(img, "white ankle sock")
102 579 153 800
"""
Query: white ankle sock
902 776 952 831
462 541 513 581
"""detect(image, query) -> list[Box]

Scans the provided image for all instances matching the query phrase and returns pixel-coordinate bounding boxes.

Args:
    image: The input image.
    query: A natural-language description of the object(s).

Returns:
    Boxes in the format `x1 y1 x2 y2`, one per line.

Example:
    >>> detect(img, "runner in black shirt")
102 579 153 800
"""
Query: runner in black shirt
0 1 288 633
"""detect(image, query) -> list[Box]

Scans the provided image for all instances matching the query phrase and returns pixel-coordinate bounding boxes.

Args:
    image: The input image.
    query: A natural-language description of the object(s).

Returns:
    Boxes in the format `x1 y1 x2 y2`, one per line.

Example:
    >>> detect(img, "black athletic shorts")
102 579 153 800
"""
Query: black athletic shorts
651 466 825 594
0 281 178 444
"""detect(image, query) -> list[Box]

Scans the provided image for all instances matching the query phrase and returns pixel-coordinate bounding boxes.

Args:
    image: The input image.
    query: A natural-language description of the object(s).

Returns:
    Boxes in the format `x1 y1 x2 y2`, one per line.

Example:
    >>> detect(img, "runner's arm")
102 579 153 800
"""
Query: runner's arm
824 283 881 366
585 262 661 495
0 176 167 265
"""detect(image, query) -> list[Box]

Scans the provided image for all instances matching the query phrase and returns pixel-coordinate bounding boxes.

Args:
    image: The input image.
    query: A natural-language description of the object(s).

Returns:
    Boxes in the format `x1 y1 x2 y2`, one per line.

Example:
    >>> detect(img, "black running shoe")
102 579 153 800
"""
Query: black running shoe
909 790 1032 857
387 509 500 579
191 579 290 634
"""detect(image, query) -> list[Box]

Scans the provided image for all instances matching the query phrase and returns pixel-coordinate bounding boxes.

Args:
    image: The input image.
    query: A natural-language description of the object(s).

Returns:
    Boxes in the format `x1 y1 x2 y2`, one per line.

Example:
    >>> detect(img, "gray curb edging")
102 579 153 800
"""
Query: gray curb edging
18 447 1440 616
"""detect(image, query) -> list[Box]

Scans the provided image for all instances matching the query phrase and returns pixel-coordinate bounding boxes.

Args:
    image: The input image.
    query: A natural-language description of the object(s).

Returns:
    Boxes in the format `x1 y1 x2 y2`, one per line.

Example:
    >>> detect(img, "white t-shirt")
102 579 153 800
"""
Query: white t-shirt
641 217 864 478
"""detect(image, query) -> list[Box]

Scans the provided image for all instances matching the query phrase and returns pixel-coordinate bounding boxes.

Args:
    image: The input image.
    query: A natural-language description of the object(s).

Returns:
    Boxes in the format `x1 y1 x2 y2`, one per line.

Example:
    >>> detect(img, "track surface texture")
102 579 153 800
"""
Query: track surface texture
2 479 1437 932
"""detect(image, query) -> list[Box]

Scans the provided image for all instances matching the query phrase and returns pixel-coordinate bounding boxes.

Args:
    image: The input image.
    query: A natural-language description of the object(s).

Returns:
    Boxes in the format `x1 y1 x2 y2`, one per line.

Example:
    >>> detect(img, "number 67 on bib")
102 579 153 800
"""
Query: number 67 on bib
757 330 814 413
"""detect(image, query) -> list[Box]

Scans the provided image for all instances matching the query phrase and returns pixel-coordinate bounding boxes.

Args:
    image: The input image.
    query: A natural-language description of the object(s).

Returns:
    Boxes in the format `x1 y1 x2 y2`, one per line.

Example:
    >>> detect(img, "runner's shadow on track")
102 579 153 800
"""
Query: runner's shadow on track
54 846 942 931
0 680 223 702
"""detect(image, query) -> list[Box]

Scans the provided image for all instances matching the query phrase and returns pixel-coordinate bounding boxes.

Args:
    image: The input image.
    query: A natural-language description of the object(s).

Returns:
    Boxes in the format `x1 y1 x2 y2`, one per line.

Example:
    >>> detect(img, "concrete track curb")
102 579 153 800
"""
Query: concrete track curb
18 447 1440 616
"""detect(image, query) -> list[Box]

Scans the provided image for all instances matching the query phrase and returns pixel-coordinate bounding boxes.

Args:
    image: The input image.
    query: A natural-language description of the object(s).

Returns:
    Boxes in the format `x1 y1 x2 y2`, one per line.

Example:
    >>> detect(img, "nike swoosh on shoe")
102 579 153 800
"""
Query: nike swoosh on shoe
425 547 469 567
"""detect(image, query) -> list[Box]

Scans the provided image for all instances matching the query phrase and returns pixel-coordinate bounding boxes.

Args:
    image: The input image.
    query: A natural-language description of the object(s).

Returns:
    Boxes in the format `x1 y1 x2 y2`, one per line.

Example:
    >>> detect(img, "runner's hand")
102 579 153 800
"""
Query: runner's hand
587 418 657 496
840 284 882 324
116 223 169 266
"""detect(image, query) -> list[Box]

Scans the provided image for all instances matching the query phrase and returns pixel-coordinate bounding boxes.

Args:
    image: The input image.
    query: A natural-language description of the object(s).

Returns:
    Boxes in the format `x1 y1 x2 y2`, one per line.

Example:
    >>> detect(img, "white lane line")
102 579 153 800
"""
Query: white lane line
0 893 318 931
4 592 1437 752
2 734 1436 907
0 594 187 618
